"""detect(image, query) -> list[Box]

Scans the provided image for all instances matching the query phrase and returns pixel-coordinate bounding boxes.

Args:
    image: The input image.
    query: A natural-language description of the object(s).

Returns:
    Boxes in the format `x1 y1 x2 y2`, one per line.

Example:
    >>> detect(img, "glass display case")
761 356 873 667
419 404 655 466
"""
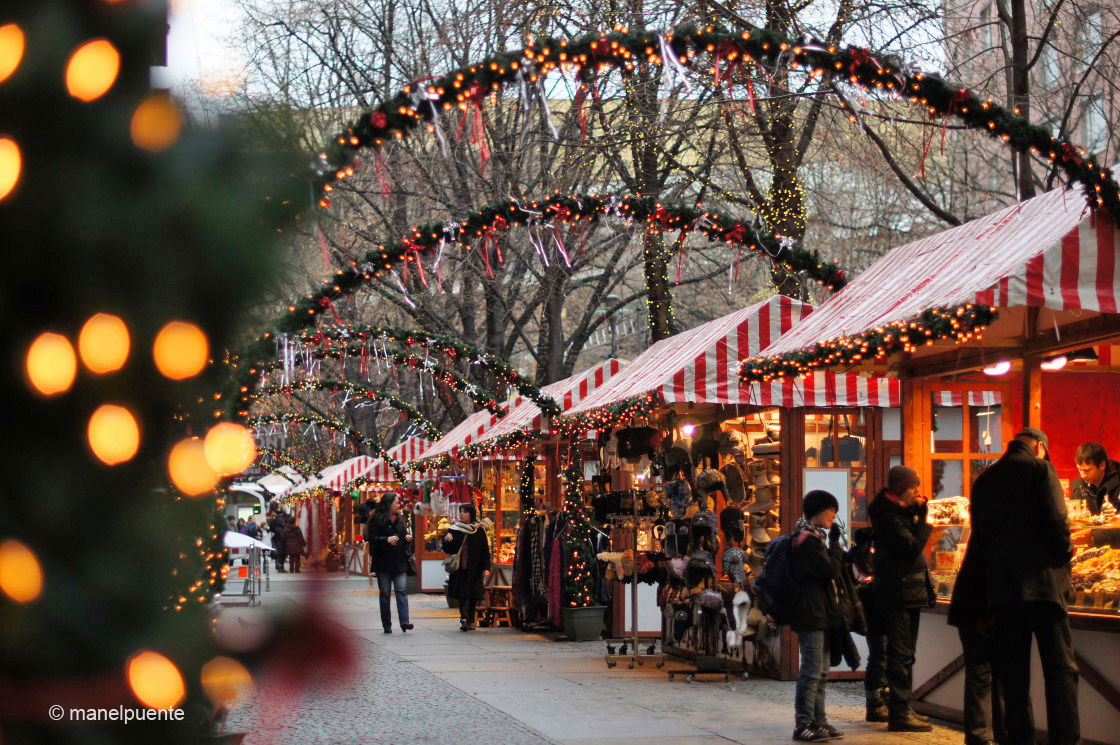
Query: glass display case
926 495 1120 615
479 461 523 565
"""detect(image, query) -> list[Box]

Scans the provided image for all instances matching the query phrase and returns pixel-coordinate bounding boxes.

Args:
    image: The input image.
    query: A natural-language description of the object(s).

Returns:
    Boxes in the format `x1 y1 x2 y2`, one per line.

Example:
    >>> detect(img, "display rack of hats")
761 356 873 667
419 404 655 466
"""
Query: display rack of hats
656 421 786 679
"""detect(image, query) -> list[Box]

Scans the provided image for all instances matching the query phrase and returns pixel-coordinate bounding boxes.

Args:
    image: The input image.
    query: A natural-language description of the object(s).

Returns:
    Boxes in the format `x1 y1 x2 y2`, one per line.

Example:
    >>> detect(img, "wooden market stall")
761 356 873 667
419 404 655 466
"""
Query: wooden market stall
563 294 902 677
747 180 1120 742
411 360 626 595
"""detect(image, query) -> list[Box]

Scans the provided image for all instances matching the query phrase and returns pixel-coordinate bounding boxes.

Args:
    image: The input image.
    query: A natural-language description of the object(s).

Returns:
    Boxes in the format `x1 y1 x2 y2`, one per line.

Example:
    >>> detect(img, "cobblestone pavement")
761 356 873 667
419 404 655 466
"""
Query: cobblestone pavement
222 573 964 745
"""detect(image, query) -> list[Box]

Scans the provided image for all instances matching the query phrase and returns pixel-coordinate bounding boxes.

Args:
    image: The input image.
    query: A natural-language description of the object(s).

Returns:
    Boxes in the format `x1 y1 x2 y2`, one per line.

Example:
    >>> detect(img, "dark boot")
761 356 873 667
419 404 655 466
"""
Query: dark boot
865 688 889 723
888 711 933 732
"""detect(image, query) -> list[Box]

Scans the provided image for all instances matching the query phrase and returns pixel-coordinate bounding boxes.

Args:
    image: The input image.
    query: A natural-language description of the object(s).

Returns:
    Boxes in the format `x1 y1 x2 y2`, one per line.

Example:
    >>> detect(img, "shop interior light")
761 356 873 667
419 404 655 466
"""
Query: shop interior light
983 360 1011 376
1066 347 1099 364
1040 354 1068 371
679 423 696 437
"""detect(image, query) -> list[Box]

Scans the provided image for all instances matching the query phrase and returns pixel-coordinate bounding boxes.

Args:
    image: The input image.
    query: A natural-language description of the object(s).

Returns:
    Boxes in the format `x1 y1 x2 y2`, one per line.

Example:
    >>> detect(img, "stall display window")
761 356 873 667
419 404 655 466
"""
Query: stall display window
479 461 522 565
804 410 870 525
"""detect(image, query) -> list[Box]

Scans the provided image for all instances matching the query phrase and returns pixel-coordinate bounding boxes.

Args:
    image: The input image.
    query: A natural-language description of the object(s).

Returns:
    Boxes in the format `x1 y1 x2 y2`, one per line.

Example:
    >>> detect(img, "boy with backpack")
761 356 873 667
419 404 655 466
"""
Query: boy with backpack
755 490 846 742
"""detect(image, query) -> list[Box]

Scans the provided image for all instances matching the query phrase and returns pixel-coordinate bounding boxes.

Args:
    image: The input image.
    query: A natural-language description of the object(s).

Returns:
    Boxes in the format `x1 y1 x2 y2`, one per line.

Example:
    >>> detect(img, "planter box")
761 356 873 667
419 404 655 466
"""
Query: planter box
561 605 605 642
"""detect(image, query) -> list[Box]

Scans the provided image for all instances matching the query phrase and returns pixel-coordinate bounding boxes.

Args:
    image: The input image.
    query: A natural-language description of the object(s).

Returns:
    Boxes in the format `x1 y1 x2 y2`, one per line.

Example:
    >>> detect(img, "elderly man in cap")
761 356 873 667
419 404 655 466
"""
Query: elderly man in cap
969 426 1080 745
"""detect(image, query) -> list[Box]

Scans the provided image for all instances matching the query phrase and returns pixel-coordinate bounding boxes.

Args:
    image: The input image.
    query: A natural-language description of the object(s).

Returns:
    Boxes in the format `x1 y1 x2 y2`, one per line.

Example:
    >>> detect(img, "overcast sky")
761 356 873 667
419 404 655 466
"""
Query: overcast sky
157 0 245 95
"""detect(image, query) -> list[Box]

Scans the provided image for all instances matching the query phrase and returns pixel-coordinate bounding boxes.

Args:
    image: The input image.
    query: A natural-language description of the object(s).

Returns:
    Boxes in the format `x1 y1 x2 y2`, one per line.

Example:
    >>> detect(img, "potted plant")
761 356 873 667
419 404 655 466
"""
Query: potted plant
558 465 605 642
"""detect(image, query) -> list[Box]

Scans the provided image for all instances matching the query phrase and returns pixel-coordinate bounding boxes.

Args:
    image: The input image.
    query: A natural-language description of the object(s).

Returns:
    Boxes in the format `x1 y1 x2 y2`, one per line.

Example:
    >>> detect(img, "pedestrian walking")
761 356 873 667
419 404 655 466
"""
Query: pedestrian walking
848 526 889 723
868 465 934 732
283 519 307 573
790 490 846 742
441 504 491 631
366 493 415 634
268 510 287 572
948 533 1007 745
970 427 1079 745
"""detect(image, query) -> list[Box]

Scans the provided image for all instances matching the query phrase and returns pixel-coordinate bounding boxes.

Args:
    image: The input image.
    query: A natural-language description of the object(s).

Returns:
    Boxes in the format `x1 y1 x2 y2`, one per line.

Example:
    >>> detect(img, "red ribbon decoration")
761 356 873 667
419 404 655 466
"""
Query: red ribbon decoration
573 85 589 144
316 223 332 267
457 84 491 174
375 150 391 199
318 296 342 324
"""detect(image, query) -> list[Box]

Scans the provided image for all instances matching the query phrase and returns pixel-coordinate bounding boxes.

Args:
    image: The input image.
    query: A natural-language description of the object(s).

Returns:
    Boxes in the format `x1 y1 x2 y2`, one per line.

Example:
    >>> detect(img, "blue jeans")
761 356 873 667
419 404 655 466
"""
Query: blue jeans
795 630 831 729
376 572 410 630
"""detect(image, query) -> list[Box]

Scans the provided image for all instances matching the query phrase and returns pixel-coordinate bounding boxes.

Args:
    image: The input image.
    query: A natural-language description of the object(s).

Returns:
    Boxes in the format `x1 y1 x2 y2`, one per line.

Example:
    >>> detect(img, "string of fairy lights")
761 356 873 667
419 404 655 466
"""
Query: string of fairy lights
248 379 442 440
246 412 403 479
308 24 1119 218
561 462 597 608
739 303 997 381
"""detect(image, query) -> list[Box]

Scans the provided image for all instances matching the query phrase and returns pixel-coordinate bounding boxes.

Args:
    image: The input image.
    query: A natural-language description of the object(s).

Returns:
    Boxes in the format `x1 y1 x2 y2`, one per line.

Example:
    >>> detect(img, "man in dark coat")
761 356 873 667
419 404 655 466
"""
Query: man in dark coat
970 427 1079 745
1070 442 1120 516
268 511 287 571
868 465 934 732
789 490 846 742
949 538 1007 745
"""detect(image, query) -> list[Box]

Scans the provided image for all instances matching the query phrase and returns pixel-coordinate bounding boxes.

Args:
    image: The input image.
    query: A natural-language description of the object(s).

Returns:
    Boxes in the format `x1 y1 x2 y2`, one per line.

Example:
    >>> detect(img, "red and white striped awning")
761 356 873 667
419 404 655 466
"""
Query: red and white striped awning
754 177 1120 362
420 359 626 460
290 455 378 494
935 391 1003 407
565 296 900 416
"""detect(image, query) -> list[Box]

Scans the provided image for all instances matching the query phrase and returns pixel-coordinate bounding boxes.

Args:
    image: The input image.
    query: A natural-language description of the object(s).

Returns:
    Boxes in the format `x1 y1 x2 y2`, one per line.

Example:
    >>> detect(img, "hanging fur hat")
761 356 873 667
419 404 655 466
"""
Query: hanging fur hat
748 512 773 544
669 556 689 582
698 588 724 610
664 478 693 519
722 547 747 586
720 462 747 504
690 422 722 469
664 445 691 478
720 503 745 545
692 509 719 536
616 426 662 460
718 429 748 456
695 468 725 496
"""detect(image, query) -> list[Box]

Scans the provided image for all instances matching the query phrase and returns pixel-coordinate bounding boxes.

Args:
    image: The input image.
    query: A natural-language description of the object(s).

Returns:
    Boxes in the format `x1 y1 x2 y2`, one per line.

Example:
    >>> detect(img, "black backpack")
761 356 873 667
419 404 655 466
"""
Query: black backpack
752 532 797 626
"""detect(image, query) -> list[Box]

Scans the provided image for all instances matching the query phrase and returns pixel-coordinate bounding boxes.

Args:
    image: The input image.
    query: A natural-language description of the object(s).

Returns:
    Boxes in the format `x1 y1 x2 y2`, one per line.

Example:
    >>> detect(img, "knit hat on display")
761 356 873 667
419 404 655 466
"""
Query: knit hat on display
720 462 747 504
718 429 748 455
803 489 840 519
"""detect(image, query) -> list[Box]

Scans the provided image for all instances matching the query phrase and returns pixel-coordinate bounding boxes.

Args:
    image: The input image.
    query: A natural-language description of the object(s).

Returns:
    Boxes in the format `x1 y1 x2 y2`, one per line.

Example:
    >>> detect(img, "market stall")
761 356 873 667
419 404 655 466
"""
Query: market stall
561 294 901 677
413 360 625 600
745 180 1120 741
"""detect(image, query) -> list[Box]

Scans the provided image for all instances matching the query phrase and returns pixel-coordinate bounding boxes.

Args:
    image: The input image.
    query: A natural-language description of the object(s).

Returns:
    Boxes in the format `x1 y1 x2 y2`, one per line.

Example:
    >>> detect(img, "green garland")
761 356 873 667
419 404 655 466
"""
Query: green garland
247 412 403 479
254 446 322 482
409 429 538 471
289 325 561 416
550 395 656 437
272 195 847 347
739 303 997 381
519 454 539 514
248 379 442 439
311 24 1119 217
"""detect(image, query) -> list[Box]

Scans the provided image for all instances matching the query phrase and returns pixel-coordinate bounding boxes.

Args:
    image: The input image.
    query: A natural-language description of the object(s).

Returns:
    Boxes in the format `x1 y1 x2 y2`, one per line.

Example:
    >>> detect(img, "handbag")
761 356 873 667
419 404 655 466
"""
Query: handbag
443 534 466 572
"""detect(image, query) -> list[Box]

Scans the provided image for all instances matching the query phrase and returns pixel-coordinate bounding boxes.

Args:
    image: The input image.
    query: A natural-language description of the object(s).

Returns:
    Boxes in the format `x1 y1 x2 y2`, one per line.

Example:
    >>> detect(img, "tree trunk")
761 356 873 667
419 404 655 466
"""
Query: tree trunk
1009 0 1035 199
643 228 675 341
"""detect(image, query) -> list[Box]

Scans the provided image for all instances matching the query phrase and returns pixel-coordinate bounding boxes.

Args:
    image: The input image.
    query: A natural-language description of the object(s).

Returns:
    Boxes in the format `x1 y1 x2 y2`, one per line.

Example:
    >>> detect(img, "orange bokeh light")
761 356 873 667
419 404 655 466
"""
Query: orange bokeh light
127 651 185 709
0 539 43 603
0 136 20 201
153 321 209 380
25 332 77 396
200 656 253 707
203 423 256 476
87 404 140 465
0 24 25 84
168 437 218 496
78 313 130 373
65 39 120 102
130 95 183 152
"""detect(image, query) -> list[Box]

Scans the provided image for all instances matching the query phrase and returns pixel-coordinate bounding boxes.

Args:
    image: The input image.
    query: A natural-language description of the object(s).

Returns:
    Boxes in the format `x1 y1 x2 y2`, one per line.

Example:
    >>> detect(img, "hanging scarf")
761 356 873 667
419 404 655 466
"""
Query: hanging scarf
795 516 828 544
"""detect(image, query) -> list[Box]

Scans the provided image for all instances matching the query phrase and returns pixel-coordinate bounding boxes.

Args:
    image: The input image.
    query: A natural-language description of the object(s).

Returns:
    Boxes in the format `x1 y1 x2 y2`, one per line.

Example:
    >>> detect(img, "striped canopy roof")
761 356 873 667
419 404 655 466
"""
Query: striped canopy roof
753 177 1120 362
421 359 626 461
564 295 900 416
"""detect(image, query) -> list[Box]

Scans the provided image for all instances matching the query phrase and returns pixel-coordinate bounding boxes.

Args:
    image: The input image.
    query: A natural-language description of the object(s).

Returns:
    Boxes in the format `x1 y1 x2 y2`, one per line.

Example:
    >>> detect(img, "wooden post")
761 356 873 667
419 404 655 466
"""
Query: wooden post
1022 353 1042 429
903 379 932 490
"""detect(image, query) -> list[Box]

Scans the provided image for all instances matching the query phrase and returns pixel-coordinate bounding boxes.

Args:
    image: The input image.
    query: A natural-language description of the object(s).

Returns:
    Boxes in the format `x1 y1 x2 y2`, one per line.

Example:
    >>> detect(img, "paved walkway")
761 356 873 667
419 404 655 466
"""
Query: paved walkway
222 573 963 745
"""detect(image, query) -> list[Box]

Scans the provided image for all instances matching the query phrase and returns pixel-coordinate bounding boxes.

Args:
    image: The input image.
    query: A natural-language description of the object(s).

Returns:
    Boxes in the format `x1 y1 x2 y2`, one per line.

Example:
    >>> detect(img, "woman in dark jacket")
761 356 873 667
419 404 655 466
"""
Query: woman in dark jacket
868 465 934 732
441 504 491 631
283 520 307 573
366 493 414 633
790 490 846 742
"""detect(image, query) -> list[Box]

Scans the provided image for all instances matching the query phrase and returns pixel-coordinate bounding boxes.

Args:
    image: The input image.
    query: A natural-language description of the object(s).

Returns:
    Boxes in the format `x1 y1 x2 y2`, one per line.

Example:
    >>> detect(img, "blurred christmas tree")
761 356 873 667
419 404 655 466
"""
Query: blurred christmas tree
0 0 299 741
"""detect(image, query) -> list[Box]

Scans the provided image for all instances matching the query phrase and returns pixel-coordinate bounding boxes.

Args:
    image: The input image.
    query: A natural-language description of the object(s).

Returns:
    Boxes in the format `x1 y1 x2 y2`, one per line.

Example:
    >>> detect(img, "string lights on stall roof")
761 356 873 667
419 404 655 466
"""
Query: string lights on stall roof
739 303 996 382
